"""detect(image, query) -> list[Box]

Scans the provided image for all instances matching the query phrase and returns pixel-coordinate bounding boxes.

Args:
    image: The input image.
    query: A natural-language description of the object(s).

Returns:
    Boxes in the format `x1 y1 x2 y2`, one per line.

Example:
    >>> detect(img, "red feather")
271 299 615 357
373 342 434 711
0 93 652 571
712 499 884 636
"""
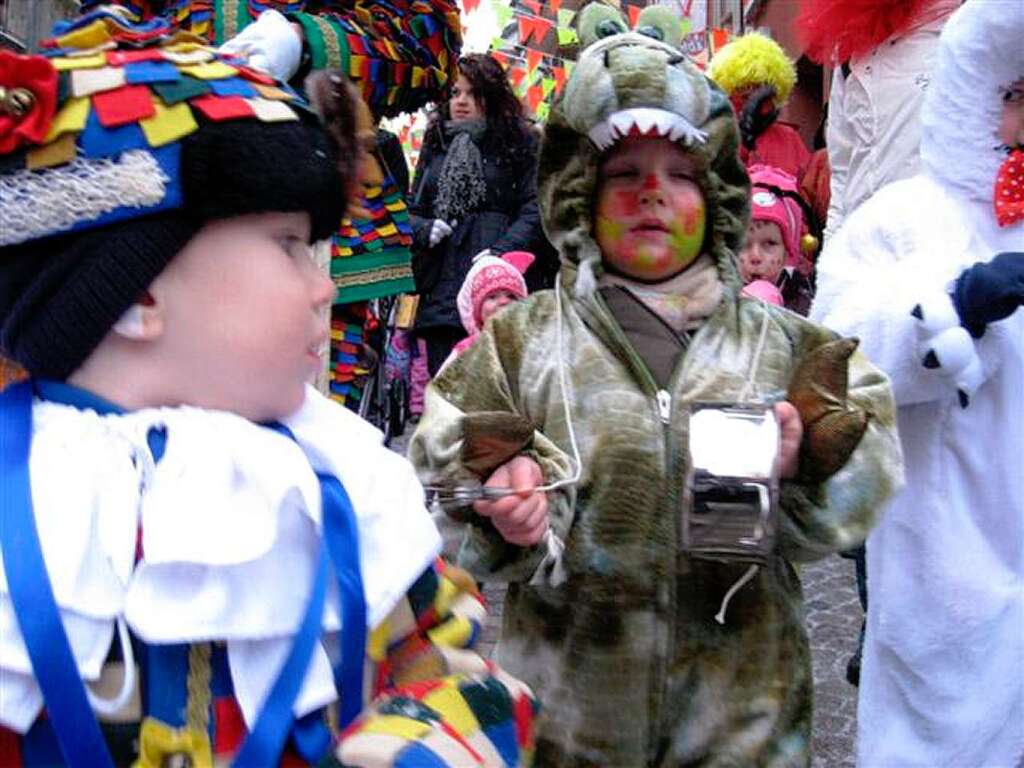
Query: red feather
797 0 955 65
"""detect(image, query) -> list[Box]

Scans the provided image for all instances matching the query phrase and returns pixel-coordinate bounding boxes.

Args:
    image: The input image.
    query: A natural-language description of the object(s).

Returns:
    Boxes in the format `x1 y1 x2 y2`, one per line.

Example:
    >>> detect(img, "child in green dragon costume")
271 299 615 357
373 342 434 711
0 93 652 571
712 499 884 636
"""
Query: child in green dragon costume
410 4 903 766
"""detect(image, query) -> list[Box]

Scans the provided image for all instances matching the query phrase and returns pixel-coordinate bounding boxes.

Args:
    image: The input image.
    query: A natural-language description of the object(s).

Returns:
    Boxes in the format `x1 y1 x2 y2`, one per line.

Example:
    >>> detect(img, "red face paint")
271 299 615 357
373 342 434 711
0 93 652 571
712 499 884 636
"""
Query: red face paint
613 188 642 217
595 137 708 281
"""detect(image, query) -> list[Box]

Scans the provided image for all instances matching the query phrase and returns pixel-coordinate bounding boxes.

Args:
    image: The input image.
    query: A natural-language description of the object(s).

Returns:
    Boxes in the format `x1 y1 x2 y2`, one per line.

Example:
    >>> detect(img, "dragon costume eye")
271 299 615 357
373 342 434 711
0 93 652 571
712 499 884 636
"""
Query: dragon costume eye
577 3 629 48
635 5 683 49
636 25 663 41
597 18 627 38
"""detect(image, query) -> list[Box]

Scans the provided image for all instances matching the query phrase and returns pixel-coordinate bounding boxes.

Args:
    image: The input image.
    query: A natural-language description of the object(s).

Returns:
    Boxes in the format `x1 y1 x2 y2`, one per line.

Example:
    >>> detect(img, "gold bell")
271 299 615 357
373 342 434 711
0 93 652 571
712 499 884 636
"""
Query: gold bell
0 86 36 118
800 233 820 255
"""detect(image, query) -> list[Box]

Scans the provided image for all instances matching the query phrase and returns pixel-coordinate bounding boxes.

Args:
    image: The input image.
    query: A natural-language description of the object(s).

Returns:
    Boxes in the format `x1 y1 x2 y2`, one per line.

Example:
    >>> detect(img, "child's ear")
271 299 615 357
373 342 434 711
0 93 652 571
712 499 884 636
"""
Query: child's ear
111 291 163 341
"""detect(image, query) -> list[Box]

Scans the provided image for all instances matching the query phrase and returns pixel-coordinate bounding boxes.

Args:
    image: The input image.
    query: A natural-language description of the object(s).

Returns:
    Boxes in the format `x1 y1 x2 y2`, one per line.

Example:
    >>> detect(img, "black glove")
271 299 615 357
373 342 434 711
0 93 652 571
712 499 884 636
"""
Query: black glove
952 252 1024 338
738 85 779 150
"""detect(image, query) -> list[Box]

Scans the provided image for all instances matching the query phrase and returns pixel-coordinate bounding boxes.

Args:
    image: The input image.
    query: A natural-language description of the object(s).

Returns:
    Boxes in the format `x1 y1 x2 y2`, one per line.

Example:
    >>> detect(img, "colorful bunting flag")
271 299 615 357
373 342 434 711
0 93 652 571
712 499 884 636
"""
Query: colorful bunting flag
552 64 566 92
526 48 543 73
492 0 514 29
516 15 552 46
556 26 578 45
520 0 542 17
526 83 543 111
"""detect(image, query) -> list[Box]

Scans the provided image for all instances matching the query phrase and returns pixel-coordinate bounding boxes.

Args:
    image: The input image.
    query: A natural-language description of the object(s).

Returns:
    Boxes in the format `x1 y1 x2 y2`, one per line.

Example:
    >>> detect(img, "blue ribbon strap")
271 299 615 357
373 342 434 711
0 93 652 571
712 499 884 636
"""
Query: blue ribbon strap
232 545 330 766
317 472 368 730
0 383 366 765
0 380 114 767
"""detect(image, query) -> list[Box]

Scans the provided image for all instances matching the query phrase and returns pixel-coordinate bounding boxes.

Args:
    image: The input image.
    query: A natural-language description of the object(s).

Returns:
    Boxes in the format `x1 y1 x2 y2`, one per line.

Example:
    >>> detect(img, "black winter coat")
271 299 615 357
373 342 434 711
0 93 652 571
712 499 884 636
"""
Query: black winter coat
409 125 550 330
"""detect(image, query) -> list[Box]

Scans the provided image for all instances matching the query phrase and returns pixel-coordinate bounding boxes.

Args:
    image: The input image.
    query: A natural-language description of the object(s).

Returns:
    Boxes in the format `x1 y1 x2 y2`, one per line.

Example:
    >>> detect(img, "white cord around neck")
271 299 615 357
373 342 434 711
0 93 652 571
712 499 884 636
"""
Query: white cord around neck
535 271 583 495
739 309 771 403
715 308 771 624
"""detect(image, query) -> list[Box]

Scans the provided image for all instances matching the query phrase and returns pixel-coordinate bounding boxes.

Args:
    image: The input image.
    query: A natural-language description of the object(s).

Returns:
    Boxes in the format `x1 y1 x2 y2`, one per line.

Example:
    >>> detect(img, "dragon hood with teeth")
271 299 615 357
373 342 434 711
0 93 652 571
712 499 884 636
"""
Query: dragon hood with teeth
538 3 750 296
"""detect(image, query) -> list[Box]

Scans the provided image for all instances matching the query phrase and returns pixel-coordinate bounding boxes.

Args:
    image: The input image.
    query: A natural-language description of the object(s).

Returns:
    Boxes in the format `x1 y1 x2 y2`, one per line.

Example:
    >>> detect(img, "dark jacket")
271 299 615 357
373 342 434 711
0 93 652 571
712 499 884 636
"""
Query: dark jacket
377 128 410 199
409 124 547 330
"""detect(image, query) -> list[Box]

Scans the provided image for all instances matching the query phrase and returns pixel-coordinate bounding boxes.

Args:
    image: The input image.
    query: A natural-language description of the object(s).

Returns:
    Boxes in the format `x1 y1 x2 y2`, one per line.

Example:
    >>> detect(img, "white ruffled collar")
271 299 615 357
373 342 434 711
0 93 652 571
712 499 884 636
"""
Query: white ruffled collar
0 385 441 732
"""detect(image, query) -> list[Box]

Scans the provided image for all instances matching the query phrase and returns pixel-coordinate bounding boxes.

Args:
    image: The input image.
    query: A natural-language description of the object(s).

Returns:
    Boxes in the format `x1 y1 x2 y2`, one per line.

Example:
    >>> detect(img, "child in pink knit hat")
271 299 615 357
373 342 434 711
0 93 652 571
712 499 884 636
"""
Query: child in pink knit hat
740 164 818 315
447 251 536 365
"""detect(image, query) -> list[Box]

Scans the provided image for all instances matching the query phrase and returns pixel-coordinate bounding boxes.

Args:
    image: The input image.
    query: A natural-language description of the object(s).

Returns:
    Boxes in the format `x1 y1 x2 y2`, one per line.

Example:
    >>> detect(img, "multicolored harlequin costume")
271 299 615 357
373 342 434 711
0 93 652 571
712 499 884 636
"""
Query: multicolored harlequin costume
0 14 535 768
69 0 463 405
76 0 460 116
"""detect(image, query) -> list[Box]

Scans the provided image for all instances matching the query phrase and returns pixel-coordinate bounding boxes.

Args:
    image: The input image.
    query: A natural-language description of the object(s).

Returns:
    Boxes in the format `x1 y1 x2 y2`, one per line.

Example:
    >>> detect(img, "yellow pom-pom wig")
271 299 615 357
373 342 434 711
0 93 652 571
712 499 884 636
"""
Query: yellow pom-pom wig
708 33 797 103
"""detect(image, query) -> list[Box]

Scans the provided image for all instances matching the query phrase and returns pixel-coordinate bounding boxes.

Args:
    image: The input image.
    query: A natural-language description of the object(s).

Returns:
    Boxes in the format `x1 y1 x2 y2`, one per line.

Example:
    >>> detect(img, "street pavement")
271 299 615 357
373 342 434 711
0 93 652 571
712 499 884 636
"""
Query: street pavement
391 427 862 765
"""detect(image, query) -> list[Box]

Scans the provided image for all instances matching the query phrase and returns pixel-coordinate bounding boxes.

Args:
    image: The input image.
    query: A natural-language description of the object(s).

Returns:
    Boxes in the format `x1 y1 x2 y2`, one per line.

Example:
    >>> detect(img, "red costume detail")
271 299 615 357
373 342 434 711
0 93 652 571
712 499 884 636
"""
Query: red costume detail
740 122 810 181
994 149 1024 228
0 52 58 153
797 0 957 65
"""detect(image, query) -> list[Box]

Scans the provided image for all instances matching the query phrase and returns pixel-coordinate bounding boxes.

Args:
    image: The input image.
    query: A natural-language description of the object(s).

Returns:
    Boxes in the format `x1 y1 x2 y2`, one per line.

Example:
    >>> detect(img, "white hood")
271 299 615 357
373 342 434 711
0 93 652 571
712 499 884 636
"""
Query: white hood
919 0 1024 203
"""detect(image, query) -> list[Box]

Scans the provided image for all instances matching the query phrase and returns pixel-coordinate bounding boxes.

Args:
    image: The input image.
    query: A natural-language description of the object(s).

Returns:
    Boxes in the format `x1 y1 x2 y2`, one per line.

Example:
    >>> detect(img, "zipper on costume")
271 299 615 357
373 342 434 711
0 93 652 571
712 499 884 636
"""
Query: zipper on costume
657 389 671 424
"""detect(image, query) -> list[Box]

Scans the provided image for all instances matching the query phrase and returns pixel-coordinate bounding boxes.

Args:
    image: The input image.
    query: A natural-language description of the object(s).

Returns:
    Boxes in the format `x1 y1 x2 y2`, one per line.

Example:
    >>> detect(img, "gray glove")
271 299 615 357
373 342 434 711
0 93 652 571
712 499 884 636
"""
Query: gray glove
429 219 453 247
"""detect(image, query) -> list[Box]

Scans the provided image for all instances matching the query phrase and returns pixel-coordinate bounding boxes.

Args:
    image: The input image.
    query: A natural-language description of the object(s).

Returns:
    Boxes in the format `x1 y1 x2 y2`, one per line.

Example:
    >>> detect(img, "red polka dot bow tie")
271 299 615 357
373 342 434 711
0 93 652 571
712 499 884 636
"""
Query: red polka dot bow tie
994 149 1024 227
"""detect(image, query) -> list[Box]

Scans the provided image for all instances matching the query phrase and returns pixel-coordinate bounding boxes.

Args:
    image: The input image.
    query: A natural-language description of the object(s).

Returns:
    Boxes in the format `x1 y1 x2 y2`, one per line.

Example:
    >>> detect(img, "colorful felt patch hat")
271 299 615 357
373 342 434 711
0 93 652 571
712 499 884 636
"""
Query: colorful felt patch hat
0 8 349 379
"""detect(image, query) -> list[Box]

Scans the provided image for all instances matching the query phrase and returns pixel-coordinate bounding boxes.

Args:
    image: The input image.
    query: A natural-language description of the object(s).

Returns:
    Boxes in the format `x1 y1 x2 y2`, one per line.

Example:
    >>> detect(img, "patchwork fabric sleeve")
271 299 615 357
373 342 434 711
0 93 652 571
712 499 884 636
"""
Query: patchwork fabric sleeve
337 559 538 767
407 303 576 585
777 324 904 562
289 0 460 120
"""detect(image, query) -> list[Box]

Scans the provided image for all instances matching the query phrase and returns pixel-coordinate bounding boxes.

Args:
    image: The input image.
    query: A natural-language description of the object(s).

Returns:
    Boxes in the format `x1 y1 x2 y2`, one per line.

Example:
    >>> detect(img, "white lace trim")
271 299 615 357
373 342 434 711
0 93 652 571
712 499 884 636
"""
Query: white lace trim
0 387 441 732
0 150 169 246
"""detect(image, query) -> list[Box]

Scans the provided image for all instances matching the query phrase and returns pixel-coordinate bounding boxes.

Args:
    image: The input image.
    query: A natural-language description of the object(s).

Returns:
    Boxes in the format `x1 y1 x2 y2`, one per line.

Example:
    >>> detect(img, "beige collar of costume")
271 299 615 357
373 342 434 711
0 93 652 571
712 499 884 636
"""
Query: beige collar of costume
600 254 723 332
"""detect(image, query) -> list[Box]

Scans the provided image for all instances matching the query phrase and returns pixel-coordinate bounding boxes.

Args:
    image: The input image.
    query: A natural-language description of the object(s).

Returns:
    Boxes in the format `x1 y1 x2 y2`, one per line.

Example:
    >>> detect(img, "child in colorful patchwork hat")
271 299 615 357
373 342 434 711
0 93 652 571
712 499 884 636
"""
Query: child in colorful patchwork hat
0 14 535 768
740 163 818 315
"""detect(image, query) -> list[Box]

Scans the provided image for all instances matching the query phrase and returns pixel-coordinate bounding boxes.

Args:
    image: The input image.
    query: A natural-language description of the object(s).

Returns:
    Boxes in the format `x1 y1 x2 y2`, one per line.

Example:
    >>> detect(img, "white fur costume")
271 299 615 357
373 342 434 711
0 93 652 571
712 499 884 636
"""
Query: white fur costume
811 2 1024 765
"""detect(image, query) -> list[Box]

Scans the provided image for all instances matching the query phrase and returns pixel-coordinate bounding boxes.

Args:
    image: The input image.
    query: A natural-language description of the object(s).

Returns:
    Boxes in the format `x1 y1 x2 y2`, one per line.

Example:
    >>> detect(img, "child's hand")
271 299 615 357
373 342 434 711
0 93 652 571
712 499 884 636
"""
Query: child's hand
473 456 549 546
775 401 803 479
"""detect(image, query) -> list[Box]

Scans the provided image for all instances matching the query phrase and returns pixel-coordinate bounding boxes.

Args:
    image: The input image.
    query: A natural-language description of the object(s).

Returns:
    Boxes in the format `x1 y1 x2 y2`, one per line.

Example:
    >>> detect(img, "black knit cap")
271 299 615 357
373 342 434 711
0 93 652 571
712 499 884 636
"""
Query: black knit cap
0 113 347 380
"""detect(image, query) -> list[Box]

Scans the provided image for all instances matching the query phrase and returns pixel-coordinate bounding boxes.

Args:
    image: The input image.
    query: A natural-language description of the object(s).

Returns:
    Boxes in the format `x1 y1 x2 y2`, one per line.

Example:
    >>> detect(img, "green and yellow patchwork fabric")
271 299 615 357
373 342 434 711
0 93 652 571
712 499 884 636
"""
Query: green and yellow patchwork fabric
332 179 416 304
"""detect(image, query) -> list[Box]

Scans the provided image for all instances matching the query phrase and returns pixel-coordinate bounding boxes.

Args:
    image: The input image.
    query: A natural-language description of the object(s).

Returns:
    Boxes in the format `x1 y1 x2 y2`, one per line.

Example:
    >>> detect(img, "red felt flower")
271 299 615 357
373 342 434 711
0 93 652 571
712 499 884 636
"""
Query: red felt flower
0 51 59 153
994 149 1024 228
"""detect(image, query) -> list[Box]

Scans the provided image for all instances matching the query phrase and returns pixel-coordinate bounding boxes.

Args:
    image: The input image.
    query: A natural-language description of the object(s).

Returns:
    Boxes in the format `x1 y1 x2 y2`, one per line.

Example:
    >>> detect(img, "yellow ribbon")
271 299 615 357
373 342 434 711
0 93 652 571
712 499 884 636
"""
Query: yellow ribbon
134 717 214 768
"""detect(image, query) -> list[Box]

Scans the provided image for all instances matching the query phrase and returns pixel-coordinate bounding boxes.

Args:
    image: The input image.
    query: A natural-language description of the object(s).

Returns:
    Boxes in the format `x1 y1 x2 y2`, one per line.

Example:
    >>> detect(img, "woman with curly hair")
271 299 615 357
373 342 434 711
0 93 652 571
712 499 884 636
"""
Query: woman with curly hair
409 53 549 375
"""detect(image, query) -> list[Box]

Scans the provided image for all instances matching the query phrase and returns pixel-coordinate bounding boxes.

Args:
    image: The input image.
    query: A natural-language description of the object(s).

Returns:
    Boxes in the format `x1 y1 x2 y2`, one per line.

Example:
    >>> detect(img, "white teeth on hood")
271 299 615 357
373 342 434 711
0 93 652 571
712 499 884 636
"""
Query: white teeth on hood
588 107 708 152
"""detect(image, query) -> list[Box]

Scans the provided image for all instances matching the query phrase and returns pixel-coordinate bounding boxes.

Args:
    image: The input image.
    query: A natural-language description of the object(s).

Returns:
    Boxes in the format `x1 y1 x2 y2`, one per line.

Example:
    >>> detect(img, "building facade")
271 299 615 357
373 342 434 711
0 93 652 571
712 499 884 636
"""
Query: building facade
1 0 80 51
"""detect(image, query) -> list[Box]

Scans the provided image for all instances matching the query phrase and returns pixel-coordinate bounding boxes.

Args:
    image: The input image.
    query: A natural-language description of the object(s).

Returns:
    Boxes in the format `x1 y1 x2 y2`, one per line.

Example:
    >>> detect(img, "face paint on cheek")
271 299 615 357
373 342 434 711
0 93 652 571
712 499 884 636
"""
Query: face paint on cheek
668 197 706 268
596 211 622 236
610 188 642 217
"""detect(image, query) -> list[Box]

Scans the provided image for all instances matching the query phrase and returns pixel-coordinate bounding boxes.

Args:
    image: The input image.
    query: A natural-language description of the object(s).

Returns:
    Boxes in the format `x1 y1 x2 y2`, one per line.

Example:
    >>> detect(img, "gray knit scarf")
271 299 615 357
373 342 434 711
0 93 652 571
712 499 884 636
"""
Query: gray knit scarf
433 119 488 224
